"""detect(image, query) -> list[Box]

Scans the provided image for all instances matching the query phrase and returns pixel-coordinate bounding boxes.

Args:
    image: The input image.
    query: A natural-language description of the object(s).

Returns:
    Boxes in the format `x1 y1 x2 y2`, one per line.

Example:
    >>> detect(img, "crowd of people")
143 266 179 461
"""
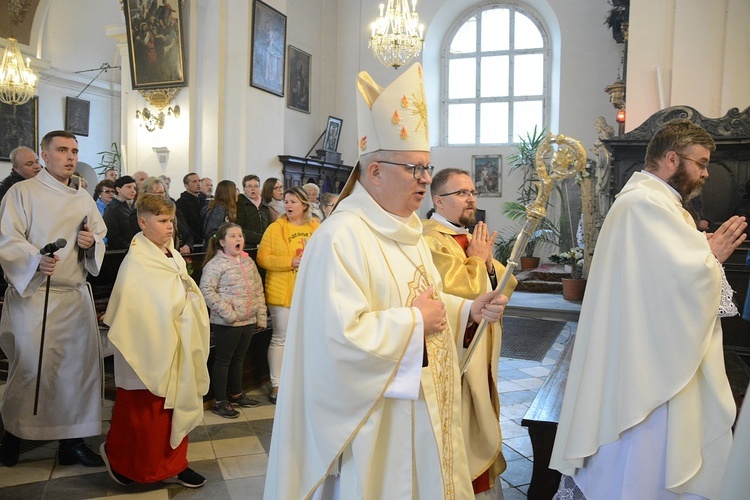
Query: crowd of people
91 169 339 255
0 135 342 489
0 60 747 499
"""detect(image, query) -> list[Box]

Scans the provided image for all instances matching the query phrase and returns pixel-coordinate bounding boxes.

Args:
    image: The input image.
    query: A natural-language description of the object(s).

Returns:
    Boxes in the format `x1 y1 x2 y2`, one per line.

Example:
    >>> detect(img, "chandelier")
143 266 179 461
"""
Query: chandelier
0 37 37 106
369 0 424 70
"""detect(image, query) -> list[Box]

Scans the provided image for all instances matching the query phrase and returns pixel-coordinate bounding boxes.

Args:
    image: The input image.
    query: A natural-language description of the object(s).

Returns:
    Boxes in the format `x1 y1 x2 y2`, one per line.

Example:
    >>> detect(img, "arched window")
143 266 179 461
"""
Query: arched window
443 4 549 145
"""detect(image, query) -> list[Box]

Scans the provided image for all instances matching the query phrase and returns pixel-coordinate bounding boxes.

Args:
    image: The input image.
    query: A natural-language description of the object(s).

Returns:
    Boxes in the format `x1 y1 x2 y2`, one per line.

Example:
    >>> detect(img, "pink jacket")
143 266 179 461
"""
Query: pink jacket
199 250 267 328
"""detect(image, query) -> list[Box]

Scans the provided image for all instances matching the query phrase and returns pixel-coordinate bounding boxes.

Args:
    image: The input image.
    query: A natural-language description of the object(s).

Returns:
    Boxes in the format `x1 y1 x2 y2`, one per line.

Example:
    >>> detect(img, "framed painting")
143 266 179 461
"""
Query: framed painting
65 97 90 137
250 0 287 96
0 97 38 161
287 45 310 113
472 155 502 197
122 0 187 90
322 116 343 152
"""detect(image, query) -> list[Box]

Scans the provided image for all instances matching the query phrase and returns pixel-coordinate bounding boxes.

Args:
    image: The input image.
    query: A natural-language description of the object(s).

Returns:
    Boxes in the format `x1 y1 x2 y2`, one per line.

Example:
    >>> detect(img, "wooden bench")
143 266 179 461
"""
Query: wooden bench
521 336 574 500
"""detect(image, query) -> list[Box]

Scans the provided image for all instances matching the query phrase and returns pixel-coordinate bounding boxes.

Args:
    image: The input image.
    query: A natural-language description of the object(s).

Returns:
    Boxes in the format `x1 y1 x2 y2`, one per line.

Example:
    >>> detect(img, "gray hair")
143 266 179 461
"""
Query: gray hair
302 183 320 195
9 146 35 167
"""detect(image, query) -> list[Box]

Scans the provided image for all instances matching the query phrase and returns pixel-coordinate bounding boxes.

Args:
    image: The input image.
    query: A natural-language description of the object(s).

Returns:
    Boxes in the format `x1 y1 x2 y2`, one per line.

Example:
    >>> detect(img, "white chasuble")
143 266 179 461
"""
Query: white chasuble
264 182 475 499
550 172 735 498
0 169 106 440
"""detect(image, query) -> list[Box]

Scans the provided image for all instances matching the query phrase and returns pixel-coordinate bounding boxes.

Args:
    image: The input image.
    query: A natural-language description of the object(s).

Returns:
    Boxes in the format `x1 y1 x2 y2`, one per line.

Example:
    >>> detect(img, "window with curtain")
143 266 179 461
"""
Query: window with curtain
444 4 549 145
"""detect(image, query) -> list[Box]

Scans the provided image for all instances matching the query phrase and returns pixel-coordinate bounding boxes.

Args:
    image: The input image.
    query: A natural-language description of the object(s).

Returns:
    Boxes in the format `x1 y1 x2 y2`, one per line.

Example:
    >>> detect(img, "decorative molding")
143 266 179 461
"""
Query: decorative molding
139 87 180 110
611 106 750 142
9 0 31 26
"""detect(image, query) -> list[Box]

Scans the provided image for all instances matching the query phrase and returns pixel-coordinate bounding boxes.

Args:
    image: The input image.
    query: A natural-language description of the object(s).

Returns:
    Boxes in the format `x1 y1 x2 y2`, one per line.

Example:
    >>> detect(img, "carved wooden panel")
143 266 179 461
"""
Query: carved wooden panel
602 106 750 228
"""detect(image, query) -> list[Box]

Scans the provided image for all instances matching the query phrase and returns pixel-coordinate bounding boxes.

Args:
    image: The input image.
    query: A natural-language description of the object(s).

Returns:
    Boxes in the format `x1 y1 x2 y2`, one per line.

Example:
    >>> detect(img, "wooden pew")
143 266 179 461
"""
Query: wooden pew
520 337 574 500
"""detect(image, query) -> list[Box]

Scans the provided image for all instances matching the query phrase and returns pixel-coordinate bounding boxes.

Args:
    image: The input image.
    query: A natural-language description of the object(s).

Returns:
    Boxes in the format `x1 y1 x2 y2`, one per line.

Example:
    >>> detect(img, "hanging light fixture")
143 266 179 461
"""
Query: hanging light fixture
369 0 424 70
135 88 181 132
0 0 38 106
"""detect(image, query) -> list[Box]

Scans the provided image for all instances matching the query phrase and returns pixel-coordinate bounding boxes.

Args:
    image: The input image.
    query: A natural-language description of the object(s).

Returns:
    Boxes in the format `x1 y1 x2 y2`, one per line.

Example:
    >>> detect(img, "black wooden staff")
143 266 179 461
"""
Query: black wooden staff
33 238 67 415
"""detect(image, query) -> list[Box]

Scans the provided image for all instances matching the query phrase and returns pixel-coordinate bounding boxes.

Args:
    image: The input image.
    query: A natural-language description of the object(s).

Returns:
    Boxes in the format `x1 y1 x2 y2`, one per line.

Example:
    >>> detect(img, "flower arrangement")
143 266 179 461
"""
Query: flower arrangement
549 247 584 279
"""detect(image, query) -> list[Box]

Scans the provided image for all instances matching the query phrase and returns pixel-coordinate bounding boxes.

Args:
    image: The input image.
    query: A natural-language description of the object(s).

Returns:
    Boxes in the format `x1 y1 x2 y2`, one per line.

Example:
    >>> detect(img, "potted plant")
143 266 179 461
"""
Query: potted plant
96 142 122 178
500 200 561 270
493 233 517 267
507 126 547 206
503 126 561 269
549 247 586 300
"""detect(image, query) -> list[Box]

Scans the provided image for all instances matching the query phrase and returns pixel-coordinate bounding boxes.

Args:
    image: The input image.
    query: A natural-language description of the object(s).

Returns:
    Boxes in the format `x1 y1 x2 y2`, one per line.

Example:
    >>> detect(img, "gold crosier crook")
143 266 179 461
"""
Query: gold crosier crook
459 133 587 374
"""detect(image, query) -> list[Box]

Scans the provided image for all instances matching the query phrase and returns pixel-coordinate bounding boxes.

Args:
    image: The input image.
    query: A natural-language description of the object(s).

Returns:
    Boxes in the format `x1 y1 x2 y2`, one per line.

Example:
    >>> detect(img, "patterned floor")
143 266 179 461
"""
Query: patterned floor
0 319 577 499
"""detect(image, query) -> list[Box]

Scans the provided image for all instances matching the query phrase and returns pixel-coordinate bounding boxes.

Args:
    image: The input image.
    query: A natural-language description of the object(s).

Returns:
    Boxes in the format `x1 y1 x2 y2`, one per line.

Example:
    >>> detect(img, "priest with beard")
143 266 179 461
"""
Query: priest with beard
422 167 517 498
550 118 747 499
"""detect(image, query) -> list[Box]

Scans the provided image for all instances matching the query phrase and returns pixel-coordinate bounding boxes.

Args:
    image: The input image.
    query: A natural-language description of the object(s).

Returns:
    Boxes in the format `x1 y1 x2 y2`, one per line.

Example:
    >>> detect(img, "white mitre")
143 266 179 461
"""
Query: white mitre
336 64 430 205
356 62 430 155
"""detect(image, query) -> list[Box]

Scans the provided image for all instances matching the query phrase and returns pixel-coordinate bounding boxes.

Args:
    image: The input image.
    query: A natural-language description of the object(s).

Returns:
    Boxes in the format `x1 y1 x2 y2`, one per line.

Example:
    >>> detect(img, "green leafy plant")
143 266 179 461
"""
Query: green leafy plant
95 142 122 177
493 233 517 266
500 201 561 258
507 126 547 205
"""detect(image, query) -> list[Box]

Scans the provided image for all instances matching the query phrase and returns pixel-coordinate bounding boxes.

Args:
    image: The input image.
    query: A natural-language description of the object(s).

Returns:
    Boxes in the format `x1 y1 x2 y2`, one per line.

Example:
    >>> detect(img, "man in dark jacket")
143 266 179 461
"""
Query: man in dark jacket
0 146 41 202
103 175 137 249
236 174 269 248
175 172 207 244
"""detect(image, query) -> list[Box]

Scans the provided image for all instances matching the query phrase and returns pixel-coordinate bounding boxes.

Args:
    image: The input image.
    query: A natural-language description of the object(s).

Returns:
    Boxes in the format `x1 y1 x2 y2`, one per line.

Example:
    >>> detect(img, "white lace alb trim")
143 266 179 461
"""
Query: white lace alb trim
717 257 738 318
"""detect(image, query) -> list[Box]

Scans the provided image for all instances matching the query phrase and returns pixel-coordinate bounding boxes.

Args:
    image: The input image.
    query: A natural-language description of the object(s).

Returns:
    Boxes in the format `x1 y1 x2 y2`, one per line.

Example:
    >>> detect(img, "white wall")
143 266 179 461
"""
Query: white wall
0 0 122 178
627 0 750 130
21 0 717 242
417 0 620 241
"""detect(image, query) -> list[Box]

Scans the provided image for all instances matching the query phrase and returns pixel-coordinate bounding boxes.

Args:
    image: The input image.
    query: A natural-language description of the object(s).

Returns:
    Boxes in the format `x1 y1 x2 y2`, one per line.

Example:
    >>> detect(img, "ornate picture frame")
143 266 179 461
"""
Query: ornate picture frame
472 155 502 197
0 97 39 161
65 97 90 137
322 116 343 152
122 0 187 90
287 45 310 113
250 0 287 97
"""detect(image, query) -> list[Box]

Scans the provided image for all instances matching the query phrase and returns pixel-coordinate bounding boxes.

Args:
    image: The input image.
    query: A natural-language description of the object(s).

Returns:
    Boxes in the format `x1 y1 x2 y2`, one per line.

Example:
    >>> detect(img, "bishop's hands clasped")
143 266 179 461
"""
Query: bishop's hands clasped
470 290 509 325
414 286 447 336
706 215 747 263
414 286 509 336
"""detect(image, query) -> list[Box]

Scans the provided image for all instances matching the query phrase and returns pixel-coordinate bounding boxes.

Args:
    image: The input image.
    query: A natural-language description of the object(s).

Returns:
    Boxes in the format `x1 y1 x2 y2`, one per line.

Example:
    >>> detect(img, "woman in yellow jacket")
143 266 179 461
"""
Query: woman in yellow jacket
257 187 320 403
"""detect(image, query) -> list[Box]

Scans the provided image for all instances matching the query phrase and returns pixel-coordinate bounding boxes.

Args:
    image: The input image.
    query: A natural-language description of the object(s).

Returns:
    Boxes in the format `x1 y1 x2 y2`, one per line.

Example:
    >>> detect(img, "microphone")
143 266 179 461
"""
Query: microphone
39 238 68 255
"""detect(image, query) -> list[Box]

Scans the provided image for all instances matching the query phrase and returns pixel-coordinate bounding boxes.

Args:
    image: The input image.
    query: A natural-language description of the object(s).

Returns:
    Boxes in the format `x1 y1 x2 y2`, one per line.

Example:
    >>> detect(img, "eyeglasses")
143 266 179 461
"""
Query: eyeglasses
102 189 115 194
675 152 709 170
437 189 478 199
323 203 335 207
377 160 435 180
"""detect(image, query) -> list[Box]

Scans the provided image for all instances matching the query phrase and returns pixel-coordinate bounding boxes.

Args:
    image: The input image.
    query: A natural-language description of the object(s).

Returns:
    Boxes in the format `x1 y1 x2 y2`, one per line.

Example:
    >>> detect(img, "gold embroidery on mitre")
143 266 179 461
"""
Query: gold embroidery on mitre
392 110 400 124
359 136 367 151
409 85 429 143
401 95 409 108
400 126 408 140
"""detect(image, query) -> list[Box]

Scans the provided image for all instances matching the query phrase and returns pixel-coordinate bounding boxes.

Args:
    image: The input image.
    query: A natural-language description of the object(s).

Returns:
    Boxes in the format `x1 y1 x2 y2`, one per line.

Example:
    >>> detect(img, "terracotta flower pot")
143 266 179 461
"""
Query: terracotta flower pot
561 278 586 301
520 257 540 271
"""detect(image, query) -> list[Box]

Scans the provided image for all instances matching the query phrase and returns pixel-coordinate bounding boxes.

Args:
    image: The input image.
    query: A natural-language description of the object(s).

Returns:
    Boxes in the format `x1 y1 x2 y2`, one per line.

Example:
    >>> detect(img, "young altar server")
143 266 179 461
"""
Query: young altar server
100 193 210 489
